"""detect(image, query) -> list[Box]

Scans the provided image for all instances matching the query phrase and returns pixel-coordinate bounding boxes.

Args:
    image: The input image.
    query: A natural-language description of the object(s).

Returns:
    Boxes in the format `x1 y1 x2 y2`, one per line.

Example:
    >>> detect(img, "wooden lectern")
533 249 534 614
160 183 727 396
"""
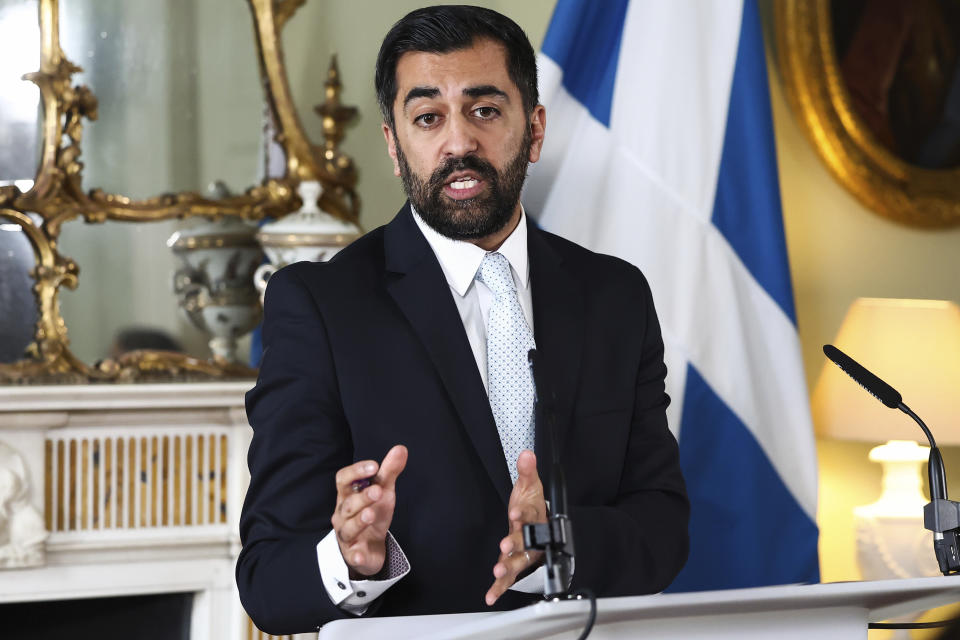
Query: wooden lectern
317 576 960 639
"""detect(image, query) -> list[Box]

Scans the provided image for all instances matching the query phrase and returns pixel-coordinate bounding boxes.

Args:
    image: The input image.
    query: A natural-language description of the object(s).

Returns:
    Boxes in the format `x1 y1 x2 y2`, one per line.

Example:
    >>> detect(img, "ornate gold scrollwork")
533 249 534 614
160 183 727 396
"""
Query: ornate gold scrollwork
775 0 960 228
12 1 299 237
0 207 81 383
315 55 360 215
0 0 360 384
248 0 360 225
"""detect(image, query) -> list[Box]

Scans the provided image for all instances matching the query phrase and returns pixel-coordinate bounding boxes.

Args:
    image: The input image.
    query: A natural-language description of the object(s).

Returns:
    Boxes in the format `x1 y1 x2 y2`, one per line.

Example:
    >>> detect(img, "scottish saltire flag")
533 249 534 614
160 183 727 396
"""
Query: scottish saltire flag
525 0 819 590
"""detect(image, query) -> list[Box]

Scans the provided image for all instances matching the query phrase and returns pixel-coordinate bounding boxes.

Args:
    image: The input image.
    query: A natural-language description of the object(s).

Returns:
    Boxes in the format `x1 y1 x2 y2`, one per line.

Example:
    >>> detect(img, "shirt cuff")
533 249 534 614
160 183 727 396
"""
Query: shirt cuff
316 529 410 615
509 557 575 594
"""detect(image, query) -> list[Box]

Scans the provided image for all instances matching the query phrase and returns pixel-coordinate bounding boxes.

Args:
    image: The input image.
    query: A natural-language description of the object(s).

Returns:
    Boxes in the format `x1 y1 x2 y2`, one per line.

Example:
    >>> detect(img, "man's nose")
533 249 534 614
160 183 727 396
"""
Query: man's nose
441 114 478 158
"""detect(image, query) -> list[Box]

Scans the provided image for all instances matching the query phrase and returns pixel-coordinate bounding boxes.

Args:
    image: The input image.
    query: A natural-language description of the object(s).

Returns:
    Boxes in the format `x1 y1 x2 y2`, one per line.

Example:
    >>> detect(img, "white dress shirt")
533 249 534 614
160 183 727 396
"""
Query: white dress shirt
316 205 547 615
413 205 534 390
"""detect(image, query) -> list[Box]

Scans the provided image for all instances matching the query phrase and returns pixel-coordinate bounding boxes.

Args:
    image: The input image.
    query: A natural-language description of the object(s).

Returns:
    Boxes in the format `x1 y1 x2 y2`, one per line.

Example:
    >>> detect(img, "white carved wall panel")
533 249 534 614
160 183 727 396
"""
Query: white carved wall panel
45 427 230 535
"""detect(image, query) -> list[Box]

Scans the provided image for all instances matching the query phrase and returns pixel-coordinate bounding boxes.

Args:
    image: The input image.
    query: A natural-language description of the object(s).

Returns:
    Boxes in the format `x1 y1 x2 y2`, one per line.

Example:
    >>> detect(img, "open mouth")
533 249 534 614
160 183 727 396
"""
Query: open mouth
449 178 479 190
443 172 485 199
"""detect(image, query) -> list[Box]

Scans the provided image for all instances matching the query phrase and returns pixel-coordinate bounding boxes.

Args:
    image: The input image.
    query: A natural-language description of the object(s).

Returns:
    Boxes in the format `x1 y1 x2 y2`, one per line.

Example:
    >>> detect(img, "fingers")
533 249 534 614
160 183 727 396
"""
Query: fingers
508 502 541 525
335 504 376 544
486 530 544 606
336 483 383 526
331 446 407 574
333 488 391 574
499 530 523 557
334 480 396 544
376 444 408 491
489 455 548 606
335 459 380 499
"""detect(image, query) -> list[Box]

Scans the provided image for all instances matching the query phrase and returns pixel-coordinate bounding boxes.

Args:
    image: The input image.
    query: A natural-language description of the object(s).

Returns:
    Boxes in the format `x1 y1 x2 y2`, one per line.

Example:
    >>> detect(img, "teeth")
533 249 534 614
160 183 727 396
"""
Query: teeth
450 179 478 190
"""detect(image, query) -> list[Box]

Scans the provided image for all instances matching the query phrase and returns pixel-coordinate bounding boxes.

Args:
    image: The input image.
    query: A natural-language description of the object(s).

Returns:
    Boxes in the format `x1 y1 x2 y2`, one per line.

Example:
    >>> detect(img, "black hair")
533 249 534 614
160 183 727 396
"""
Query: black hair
375 5 539 127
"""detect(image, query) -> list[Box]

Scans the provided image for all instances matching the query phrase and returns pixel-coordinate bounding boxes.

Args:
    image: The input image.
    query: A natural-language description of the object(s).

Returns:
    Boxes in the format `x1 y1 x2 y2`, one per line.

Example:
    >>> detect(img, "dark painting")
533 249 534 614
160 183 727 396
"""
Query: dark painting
832 0 960 169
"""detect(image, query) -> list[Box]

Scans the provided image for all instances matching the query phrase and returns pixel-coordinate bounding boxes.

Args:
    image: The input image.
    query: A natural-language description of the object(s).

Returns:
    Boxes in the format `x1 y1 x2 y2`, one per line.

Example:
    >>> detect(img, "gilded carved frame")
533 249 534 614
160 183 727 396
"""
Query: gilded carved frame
775 0 960 228
0 0 357 383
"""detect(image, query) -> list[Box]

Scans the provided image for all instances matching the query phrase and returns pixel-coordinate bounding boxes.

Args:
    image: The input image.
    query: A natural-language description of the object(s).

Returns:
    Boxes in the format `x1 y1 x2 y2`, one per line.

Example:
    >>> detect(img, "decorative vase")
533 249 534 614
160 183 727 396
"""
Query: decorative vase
167 218 264 363
253 180 362 304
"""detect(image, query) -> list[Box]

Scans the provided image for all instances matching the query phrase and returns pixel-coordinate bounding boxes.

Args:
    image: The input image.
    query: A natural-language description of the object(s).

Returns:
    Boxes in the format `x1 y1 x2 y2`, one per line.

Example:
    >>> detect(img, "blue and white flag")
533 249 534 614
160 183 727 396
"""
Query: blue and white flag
525 0 819 590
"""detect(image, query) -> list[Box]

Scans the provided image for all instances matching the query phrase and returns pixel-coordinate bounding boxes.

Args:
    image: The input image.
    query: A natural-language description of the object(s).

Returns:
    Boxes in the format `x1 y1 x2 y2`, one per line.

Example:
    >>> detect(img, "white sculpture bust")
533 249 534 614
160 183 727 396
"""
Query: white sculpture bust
0 441 47 568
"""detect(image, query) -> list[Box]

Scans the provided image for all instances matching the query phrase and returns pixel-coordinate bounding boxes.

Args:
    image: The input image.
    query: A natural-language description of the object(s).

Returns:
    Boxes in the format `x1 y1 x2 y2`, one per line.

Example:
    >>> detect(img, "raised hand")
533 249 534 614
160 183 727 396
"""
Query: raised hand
331 444 408 576
486 449 547 605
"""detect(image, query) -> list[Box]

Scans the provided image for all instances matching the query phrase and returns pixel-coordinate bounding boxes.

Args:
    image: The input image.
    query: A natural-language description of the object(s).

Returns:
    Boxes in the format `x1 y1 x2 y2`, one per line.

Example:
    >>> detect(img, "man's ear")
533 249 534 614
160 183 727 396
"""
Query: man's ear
382 123 401 177
527 105 547 164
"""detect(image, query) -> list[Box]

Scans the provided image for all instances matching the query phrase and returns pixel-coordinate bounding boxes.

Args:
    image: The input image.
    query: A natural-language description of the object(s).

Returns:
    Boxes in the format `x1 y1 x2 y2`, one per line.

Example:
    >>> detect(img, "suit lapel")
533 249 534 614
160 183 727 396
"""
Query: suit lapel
527 222 584 470
384 205 512 507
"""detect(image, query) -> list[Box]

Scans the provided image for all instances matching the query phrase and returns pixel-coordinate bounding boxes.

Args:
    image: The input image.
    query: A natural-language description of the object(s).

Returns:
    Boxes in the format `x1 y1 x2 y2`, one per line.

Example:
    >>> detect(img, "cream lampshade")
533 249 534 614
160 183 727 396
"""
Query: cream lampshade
812 298 960 580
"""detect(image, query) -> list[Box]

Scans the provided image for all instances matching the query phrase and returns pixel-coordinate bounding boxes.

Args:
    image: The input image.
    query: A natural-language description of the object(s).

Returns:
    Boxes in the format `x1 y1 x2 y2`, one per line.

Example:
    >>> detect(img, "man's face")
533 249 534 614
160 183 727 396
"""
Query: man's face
383 38 545 241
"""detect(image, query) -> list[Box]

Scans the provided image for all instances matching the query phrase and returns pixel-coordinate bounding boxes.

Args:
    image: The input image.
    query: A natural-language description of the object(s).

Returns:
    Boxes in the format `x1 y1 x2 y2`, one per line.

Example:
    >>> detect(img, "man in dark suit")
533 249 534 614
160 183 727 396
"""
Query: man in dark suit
238 6 688 635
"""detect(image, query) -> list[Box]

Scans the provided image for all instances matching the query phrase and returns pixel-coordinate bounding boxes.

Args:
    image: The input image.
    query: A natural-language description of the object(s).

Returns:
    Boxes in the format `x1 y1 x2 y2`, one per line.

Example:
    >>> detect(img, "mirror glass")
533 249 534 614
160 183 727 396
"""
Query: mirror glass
59 0 265 197
56 0 266 367
0 0 41 183
58 219 215 365
831 0 960 170
0 214 39 363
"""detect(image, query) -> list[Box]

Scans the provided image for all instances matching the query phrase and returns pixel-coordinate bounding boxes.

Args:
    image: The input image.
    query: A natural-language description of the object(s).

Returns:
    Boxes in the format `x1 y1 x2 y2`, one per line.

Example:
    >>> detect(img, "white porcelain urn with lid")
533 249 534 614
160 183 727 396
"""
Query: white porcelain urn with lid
254 180 361 303
167 217 264 363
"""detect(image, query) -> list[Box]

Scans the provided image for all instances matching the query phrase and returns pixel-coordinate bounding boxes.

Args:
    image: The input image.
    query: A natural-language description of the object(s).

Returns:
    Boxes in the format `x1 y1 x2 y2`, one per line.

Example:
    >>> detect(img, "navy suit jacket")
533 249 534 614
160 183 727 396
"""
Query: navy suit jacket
237 204 689 635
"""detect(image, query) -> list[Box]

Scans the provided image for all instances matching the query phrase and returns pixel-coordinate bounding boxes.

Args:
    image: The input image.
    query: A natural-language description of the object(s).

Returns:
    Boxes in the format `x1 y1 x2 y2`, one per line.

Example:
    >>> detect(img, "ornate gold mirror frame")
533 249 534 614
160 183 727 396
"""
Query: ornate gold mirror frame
775 0 960 228
0 0 358 384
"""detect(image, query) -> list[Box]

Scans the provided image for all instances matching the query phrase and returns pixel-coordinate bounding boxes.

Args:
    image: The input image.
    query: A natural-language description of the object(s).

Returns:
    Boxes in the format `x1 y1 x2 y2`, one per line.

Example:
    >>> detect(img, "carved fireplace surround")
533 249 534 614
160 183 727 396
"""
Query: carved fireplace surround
0 382 310 639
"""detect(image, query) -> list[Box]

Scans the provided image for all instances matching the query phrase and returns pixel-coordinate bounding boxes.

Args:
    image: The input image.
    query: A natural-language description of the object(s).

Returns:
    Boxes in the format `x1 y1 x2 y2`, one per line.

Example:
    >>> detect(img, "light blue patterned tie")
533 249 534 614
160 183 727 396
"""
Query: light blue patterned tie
476 252 536 484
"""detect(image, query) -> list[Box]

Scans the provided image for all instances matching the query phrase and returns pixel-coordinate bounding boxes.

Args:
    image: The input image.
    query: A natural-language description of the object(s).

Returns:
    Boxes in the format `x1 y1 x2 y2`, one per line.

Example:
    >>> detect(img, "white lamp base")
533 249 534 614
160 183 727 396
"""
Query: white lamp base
854 440 941 581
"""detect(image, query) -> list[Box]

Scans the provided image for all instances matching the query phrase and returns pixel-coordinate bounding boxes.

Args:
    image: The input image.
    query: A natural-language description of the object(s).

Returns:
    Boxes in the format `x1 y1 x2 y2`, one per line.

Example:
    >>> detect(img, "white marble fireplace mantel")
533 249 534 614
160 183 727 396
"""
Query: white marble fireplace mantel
0 382 304 640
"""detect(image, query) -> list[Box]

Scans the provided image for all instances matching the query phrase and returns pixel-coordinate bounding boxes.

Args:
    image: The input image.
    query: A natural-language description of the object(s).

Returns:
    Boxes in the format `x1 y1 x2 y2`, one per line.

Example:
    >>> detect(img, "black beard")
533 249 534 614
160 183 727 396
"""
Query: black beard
395 129 531 241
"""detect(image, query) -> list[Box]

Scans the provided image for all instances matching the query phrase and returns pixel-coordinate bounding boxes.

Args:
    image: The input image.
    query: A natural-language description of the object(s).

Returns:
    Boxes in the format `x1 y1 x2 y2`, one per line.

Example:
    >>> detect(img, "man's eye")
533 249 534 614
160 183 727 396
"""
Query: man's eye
415 113 438 127
474 106 499 119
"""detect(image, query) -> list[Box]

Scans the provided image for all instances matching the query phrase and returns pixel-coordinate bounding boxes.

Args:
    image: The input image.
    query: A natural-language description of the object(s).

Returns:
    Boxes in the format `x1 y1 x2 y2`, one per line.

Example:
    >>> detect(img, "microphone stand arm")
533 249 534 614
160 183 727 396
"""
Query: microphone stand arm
523 349 576 598
903 403 960 575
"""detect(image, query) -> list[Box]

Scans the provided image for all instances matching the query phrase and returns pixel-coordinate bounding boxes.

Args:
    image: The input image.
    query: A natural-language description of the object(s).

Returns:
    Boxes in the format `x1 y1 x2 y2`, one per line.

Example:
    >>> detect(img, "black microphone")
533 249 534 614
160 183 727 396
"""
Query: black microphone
822 344 901 409
822 345 945 499
822 344 959 574
523 348 575 598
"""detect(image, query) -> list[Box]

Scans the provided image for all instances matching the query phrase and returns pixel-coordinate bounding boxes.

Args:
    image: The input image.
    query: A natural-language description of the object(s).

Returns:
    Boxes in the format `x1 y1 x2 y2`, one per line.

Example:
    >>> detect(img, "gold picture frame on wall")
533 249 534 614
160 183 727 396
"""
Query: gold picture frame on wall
0 0 359 384
775 0 960 228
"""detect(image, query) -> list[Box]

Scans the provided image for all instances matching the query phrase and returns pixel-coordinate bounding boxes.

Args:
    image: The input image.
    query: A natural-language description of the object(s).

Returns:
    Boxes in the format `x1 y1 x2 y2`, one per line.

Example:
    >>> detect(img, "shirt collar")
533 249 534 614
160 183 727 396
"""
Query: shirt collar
412 204 530 297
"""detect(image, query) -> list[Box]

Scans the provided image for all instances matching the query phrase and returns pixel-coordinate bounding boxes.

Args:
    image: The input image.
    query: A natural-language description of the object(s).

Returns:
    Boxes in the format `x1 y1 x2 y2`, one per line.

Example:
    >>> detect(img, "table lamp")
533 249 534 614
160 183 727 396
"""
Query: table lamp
812 298 960 580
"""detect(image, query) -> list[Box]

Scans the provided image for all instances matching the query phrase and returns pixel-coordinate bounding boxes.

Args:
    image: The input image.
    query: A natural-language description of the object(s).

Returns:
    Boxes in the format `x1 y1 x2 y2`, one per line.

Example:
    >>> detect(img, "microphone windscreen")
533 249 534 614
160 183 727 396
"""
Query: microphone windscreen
823 344 903 409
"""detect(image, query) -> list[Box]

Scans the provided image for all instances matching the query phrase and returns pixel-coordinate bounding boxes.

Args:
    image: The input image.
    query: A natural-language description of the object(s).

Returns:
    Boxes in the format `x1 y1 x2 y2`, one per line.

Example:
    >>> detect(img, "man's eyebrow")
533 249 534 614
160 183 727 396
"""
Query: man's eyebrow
463 85 509 101
401 84 510 111
403 86 440 109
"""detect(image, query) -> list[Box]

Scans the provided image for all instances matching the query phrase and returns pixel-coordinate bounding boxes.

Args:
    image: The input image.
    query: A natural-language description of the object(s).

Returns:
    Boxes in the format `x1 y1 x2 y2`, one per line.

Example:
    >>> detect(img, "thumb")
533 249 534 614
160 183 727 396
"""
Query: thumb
515 450 538 486
377 444 408 490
